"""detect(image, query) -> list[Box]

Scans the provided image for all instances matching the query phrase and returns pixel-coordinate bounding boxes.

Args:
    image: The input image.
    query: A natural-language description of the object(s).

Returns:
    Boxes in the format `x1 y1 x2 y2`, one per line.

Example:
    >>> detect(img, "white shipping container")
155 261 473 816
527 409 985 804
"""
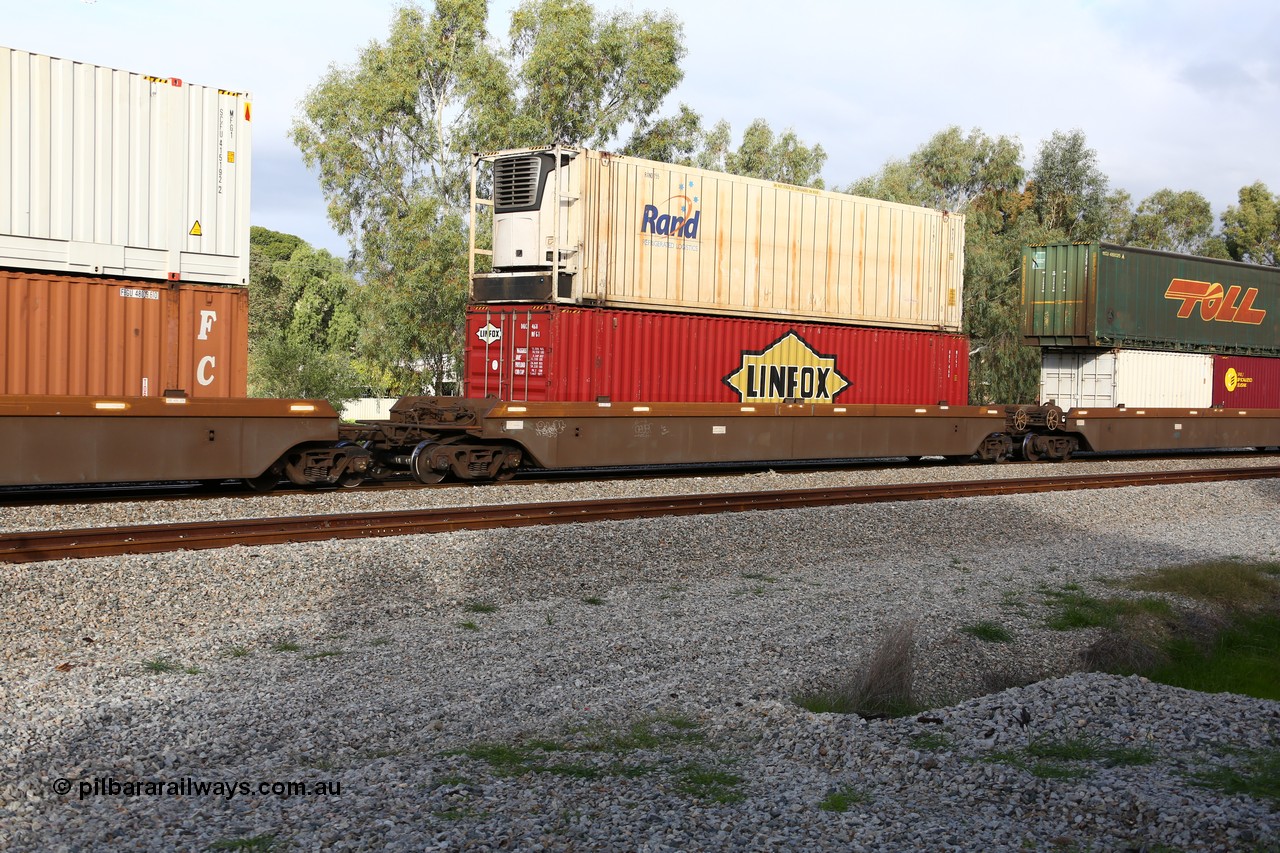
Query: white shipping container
1040 350 1213 410
340 397 401 422
0 46 251 285
470 145 964 332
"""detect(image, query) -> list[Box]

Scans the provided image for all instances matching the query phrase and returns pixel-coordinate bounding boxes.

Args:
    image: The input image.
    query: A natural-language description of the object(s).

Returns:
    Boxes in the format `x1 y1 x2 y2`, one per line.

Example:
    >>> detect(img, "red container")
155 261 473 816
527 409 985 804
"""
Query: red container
465 305 969 404
1212 354 1280 408
0 269 248 398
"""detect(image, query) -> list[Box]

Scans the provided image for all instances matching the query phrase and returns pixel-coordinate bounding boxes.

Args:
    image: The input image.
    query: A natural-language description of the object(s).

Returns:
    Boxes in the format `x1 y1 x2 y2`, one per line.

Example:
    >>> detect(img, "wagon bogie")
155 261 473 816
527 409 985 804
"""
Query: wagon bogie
282 443 374 488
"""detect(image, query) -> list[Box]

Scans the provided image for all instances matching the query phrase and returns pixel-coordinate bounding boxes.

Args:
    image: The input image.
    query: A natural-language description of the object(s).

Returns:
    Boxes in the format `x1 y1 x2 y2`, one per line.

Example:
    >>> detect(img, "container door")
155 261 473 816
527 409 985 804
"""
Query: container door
1078 352 1116 408
465 308 552 402
1039 352 1083 409
177 285 248 397
1023 243 1095 346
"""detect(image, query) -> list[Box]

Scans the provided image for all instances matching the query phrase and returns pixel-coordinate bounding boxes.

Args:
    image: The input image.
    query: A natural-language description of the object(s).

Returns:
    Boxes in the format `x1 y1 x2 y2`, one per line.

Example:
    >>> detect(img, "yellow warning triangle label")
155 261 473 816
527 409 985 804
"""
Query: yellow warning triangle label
189 221 202 236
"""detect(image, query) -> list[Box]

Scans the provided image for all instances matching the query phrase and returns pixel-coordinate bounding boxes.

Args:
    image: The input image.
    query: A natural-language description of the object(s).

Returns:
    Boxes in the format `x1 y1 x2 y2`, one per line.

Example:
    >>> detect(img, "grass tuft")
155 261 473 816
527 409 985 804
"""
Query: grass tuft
142 657 181 674
1127 561 1279 608
819 785 868 812
270 640 301 653
585 714 704 752
910 732 954 751
962 620 1013 643
989 736 1153 781
464 602 498 614
1024 736 1155 767
792 621 920 718
1078 562 1280 701
1042 587 1170 631
675 764 743 803
444 715 712 795
1145 611 1280 699
1189 747 1280 804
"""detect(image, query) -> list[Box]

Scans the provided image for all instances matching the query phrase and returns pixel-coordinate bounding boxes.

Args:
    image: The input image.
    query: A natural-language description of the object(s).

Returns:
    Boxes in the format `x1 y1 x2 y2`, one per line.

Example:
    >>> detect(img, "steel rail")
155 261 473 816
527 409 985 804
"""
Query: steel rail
2 466 1277 564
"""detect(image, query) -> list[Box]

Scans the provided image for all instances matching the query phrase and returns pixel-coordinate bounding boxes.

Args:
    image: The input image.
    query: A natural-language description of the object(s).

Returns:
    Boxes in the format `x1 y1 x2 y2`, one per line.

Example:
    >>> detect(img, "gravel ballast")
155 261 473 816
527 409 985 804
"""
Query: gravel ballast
1 461 1278 851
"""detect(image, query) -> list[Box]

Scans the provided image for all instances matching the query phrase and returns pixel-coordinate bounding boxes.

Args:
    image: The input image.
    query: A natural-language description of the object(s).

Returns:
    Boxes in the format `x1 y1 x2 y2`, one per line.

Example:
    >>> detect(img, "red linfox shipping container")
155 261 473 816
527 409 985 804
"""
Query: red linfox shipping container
465 305 969 405
1212 355 1280 408
0 269 247 397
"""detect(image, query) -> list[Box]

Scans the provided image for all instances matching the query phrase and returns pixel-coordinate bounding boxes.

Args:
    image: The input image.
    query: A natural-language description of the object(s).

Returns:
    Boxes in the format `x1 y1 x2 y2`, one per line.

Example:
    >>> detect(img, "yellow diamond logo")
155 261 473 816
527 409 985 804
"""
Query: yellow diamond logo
722 331 850 403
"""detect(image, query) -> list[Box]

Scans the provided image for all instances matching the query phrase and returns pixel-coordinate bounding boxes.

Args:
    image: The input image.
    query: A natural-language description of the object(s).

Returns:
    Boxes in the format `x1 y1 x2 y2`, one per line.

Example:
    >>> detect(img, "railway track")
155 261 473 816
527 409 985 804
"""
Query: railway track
3 465 1277 564
1 450 1273 508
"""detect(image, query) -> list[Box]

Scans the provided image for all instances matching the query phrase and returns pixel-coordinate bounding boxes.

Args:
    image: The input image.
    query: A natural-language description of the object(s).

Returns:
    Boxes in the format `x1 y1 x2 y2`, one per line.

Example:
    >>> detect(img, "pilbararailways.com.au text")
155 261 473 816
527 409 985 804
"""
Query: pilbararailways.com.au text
52 776 342 801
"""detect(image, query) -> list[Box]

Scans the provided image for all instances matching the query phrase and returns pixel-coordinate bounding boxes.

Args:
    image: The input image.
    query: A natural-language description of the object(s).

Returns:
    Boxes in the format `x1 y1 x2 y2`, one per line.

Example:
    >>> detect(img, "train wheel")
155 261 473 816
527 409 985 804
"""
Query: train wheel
338 470 365 488
410 440 447 485
244 469 280 492
1021 434 1042 462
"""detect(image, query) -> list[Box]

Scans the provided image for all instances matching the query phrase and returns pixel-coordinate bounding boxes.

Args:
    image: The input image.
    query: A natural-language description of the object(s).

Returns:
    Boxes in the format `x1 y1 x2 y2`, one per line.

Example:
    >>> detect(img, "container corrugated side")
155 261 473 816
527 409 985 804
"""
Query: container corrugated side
0 270 247 397
474 146 964 332
1022 242 1280 355
465 305 969 404
0 47 251 285
177 283 248 397
1039 349 1213 409
1212 355 1280 408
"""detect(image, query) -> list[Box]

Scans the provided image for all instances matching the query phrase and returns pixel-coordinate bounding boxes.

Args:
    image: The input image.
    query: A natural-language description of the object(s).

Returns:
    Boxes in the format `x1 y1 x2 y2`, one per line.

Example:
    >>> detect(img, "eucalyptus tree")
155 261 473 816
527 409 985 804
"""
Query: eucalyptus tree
247 228 364 409
1121 189 1217 254
1220 181 1280 266
627 114 827 189
293 0 687 394
1027 129 1110 240
848 126 1042 403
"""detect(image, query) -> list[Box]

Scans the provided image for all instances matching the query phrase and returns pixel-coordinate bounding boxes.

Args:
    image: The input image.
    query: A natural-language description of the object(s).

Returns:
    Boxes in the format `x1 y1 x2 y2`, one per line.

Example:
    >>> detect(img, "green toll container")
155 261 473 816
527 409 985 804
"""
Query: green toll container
1021 242 1280 356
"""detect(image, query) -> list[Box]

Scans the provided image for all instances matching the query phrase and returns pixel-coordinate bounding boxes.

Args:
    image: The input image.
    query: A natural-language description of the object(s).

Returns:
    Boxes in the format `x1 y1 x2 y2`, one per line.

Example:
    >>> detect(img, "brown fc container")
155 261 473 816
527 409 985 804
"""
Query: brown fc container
0 269 247 397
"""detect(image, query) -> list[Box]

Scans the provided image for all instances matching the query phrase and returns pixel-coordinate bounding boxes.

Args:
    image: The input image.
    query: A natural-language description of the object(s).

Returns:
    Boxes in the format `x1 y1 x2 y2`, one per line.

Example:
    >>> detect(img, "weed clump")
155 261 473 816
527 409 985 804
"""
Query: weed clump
793 621 918 718
1078 561 1280 699
962 620 1012 643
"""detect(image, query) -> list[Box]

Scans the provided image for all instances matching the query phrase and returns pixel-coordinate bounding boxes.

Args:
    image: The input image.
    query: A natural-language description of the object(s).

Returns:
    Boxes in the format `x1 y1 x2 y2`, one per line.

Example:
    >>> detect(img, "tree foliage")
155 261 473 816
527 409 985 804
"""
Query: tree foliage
1105 188 1219 255
626 115 827 188
1028 129 1110 240
851 124 1277 402
1220 181 1280 266
504 0 685 148
247 227 364 409
294 1 690 390
353 200 470 395
848 127 1043 403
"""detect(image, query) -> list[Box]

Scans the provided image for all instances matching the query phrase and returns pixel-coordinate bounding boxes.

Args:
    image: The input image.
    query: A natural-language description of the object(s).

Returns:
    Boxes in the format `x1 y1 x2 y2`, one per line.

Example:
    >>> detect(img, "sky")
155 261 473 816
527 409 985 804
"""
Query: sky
6 0 1278 257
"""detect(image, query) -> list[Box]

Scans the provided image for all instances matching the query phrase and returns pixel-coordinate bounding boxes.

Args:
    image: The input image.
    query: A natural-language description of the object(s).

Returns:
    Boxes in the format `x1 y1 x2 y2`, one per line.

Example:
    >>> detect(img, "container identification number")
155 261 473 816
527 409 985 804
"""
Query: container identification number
119 288 160 300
